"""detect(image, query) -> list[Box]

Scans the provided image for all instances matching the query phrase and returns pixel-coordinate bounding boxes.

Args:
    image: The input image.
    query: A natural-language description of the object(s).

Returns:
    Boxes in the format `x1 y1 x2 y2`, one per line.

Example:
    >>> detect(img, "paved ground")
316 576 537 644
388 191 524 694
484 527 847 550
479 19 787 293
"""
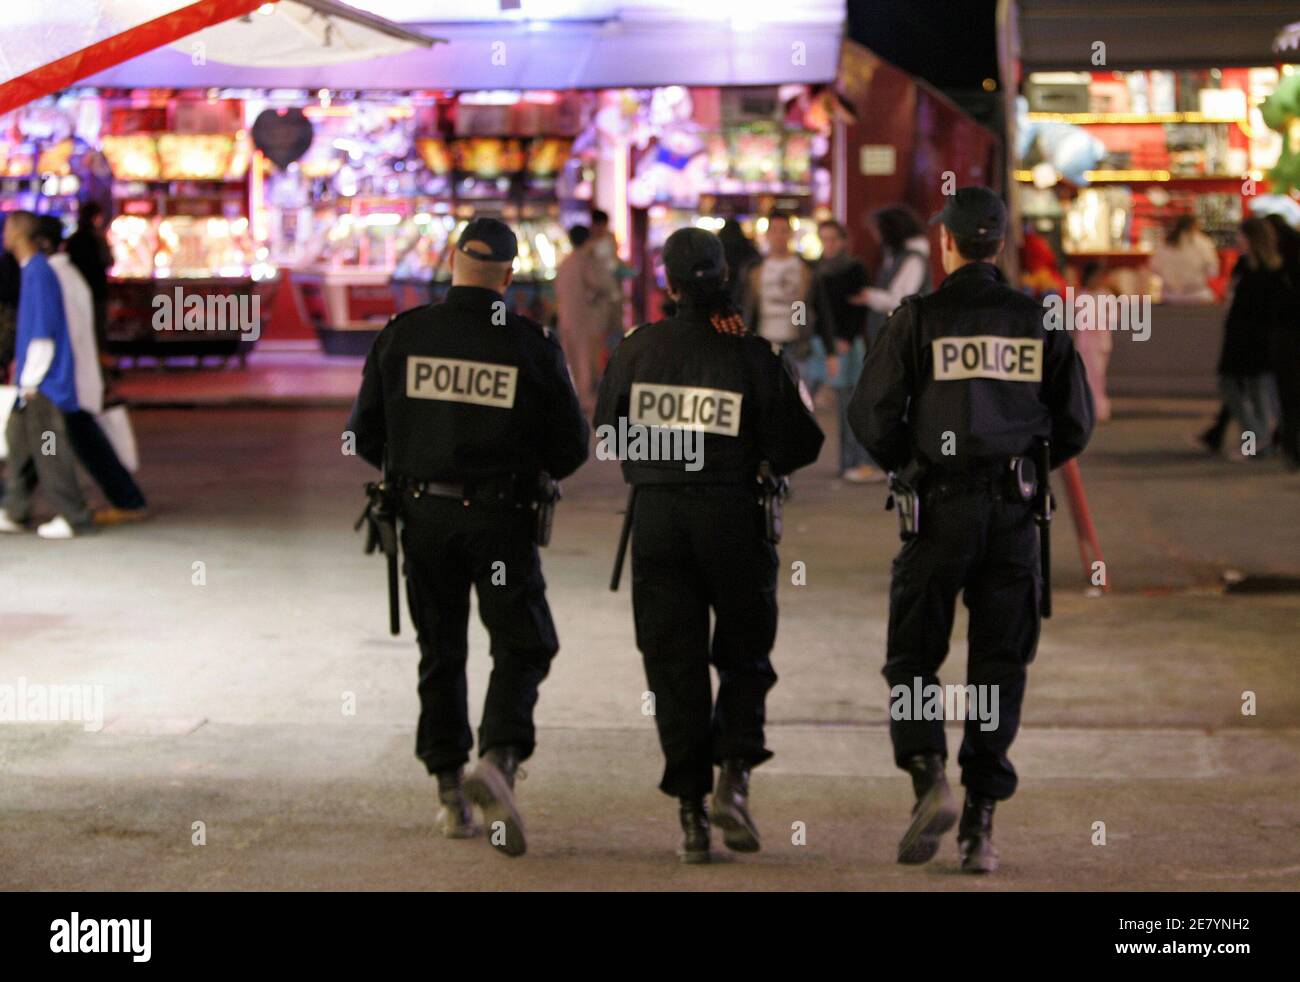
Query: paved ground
1 402 1298 890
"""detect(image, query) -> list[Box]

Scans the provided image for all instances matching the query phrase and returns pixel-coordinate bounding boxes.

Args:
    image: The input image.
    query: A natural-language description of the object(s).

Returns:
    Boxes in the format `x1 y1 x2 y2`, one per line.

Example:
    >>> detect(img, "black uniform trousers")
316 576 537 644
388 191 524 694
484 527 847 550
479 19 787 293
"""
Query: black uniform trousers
631 484 779 800
399 494 559 776
885 483 1041 801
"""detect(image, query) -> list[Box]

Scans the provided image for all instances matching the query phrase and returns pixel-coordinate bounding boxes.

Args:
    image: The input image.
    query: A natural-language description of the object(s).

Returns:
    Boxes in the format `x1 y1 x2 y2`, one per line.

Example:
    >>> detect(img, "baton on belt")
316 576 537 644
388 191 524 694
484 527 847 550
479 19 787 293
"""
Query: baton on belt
1036 441 1053 619
355 464 401 636
609 487 637 592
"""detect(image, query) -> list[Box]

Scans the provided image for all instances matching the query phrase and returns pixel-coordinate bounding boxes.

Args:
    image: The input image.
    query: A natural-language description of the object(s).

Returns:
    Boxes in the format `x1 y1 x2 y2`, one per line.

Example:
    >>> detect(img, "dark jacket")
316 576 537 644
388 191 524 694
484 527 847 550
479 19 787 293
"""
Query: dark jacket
0 250 19 372
1218 256 1283 376
66 228 111 304
812 252 870 349
848 261 1094 472
347 285 589 482
594 300 824 484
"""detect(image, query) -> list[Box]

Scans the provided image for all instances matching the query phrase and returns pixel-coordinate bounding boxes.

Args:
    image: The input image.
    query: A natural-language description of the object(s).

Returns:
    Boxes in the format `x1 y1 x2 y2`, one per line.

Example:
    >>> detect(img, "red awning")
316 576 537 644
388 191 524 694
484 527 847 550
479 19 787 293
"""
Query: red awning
0 1 267 117
0 0 438 116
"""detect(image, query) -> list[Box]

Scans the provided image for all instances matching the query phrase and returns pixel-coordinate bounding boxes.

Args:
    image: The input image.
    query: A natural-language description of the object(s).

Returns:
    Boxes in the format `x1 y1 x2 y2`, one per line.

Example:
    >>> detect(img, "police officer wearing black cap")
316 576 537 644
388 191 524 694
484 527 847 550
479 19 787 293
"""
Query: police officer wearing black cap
595 226 823 863
347 216 589 858
848 187 1093 873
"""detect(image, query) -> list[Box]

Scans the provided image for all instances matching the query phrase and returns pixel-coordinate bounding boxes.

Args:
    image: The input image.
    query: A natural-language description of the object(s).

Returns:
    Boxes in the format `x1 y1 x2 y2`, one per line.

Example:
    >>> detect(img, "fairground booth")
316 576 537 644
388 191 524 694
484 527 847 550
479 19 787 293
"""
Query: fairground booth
1004 0 1300 396
1 1 999 366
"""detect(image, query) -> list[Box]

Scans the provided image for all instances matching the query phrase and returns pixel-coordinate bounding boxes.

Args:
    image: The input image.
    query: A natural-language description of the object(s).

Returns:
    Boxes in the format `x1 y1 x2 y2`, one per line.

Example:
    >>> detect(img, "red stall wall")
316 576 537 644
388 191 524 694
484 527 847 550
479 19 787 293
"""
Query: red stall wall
837 41 1002 285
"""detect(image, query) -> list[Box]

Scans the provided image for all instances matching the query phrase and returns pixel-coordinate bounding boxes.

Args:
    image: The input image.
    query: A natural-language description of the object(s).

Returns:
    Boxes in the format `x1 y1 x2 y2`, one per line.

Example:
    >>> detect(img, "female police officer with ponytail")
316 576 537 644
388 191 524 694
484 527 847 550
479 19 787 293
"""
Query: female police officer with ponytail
594 227 823 863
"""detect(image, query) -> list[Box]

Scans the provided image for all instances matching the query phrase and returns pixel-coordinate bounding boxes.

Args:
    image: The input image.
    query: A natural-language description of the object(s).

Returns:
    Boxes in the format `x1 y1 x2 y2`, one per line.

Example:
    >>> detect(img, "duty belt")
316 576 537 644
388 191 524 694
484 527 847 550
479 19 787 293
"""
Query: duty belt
390 475 521 505
925 458 1020 501
391 473 561 547
926 471 1000 499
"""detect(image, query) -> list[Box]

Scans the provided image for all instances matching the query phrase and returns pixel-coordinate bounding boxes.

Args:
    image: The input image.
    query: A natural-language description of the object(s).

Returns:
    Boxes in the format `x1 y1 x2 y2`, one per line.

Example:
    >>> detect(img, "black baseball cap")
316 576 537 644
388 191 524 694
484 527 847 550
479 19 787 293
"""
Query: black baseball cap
663 227 726 283
457 216 518 262
930 186 1007 242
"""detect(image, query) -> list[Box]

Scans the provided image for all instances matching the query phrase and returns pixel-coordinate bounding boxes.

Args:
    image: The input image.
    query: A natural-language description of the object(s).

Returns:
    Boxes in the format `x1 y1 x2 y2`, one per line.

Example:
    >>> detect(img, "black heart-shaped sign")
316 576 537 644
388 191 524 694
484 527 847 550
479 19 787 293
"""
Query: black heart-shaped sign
252 107 314 170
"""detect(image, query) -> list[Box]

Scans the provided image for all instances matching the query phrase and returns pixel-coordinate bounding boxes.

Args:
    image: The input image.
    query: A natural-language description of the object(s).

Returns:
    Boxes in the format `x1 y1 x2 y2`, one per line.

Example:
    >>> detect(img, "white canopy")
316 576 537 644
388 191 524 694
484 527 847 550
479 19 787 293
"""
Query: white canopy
167 0 441 68
79 0 845 91
0 0 436 115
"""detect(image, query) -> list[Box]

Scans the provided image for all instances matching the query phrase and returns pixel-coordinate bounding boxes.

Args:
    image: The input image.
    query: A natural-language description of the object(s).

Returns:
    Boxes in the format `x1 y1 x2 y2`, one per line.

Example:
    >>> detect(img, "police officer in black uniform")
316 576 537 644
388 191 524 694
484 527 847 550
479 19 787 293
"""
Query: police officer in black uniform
595 227 823 863
347 217 588 858
848 188 1093 873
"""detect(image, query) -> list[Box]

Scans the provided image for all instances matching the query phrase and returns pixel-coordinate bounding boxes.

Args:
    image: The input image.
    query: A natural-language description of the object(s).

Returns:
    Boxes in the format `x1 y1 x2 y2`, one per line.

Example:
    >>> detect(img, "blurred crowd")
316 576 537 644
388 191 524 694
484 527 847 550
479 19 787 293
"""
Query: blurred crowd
1024 210 1300 469
1194 214 1300 468
556 205 944 484
0 205 147 540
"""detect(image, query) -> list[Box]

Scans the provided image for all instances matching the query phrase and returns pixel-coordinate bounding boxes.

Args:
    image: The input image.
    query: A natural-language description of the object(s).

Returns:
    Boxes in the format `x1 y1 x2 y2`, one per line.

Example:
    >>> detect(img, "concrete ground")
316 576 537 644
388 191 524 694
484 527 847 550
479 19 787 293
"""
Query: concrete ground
1 401 1298 891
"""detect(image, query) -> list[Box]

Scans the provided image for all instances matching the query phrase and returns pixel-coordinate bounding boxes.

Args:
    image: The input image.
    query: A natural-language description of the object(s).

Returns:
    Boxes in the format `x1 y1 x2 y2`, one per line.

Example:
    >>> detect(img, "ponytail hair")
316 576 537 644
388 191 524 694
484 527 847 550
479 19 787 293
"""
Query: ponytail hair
668 261 746 335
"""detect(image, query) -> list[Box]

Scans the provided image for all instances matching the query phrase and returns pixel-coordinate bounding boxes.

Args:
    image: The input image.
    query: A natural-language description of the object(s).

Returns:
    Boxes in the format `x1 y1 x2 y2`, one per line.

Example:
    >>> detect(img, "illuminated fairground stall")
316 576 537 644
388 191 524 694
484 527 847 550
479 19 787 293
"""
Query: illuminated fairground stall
1009 65 1300 398
258 89 589 354
101 94 273 364
0 96 109 232
2 4 1003 366
0 90 273 364
613 84 834 321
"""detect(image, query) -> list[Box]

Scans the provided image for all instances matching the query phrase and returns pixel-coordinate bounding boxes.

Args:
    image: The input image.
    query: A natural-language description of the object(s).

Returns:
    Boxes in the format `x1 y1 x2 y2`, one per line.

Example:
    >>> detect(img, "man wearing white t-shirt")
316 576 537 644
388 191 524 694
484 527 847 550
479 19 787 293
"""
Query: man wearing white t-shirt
37 216 147 523
742 212 815 353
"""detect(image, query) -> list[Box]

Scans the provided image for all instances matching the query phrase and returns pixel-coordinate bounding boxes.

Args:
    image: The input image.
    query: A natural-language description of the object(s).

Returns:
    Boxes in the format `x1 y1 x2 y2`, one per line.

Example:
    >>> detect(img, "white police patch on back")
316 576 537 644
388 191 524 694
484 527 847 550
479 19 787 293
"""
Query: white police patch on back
932 336 1043 383
407 356 518 408
630 383 743 437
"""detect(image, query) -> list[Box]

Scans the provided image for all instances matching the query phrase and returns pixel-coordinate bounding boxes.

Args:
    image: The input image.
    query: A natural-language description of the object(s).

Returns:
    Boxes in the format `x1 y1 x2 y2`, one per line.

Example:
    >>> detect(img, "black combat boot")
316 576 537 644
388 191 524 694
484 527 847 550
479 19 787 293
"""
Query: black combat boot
434 767 477 839
897 752 957 865
464 746 526 857
679 797 711 864
711 759 760 852
957 792 1000 874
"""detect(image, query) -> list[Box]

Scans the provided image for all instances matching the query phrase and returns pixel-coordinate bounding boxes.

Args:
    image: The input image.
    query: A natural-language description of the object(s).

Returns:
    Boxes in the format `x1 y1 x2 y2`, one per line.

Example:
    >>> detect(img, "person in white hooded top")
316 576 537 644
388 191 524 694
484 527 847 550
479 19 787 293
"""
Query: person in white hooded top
36 216 147 522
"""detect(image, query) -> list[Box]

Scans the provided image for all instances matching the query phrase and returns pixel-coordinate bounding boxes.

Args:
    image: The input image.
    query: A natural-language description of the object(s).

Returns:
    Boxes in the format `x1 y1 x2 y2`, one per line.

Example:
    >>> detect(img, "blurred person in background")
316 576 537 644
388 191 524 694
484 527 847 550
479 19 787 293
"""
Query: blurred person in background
0 217 19 376
1265 213 1300 469
1200 217 1282 459
1073 261 1115 422
741 212 818 382
35 216 147 523
1151 214 1219 304
554 224 600 413
718 219 760 309
811 219 874 480
842 205 933 483
66 201 112 353
1019 218 1066 296
856 206 932 324
0 211 90 539
588 209 626 357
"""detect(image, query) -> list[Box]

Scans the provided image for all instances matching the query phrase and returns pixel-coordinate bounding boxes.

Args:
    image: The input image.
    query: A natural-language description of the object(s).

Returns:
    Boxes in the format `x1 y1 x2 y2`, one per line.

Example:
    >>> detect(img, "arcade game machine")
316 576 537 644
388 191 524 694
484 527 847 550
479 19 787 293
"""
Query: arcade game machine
388 136 459 311
0 94 114 246
283 101 450 355
0 137 103 232
439 136 572 322
514 136 576 321
637 118 822 321
100 98 270 366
